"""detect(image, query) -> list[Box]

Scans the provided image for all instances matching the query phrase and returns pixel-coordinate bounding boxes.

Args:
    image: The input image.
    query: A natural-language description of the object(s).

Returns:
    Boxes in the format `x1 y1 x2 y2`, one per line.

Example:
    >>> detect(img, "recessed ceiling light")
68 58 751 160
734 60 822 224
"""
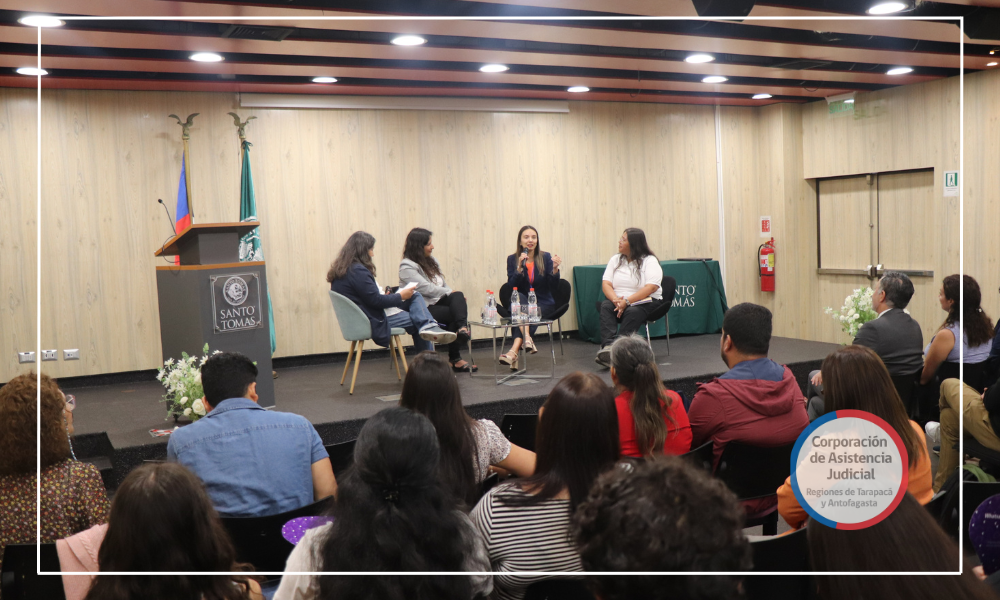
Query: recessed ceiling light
18 15 64 27
988 62 998 67
312 77 338 83
16 67 48 76
391 35 426 46
702 76 728 83
190 53 224 63
886 67 913 75
752 93 772 100
867 2 907 14
567 86 590 93
685 54 715 64
844 98 855 104
479 64 509 73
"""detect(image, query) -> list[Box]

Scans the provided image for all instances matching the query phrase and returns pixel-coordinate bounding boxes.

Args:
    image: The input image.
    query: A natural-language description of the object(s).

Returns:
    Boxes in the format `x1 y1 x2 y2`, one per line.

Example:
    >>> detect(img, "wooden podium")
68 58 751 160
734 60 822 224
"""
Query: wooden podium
154 223 275 408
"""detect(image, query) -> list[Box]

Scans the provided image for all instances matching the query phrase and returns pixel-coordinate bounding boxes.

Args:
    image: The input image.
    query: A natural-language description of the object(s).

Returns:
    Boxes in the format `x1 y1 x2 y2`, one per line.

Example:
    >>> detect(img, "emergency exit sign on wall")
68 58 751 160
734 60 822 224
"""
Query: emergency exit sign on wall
944 171 959 197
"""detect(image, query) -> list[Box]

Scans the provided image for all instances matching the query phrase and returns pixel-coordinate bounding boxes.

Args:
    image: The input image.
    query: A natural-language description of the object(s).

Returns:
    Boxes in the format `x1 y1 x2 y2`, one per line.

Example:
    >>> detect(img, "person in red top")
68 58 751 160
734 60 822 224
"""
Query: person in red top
610 335 692 458
687 303 808 517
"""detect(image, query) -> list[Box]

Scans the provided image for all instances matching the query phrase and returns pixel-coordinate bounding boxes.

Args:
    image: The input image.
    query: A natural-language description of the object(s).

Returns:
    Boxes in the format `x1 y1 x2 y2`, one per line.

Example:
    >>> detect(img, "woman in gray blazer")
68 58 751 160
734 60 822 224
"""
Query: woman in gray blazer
400 228 476 372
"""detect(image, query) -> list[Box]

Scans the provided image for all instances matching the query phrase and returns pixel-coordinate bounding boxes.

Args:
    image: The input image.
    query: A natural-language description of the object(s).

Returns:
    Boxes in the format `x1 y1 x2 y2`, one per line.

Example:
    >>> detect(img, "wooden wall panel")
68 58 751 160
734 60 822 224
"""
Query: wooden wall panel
0 89 38 383
818 176 872 270
6 89 720 378
877 169 936 272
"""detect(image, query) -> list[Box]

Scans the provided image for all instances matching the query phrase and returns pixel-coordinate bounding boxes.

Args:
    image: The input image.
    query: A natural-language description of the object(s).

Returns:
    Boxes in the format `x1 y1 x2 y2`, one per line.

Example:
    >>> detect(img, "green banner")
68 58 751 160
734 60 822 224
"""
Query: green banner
238 140 277 355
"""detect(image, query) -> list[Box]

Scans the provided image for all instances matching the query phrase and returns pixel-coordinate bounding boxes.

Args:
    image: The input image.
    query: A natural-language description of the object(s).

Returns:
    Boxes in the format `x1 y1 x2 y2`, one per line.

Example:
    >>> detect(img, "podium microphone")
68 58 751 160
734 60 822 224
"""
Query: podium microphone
158 199 177 236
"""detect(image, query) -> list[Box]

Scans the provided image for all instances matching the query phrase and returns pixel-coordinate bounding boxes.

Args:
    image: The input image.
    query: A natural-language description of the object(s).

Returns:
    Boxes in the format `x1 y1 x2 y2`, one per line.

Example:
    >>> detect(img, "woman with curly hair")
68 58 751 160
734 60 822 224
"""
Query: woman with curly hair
60 462 262 600
0 372 109 580
274 407 491 600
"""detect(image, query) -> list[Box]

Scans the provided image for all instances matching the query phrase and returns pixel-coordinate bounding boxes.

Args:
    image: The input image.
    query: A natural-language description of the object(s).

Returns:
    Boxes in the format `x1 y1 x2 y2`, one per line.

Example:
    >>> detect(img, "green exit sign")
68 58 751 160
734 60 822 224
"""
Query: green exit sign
828 100 855 115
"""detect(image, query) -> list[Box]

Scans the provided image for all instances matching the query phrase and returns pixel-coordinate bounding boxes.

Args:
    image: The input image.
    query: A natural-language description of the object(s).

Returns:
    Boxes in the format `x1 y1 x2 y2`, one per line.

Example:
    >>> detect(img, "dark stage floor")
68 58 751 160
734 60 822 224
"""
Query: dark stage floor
66 334 840 487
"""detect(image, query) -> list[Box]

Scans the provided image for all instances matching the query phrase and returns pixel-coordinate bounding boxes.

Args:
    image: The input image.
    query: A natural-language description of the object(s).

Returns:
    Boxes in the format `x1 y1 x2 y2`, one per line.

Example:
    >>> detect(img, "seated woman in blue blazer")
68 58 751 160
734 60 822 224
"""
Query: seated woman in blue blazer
500 225 563 369
328 231 456 352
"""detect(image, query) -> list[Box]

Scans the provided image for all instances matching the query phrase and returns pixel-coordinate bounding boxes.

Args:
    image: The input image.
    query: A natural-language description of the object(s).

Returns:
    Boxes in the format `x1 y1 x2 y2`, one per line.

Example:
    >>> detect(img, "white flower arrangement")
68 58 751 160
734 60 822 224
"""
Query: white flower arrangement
824 287 879 339
157 343 220 422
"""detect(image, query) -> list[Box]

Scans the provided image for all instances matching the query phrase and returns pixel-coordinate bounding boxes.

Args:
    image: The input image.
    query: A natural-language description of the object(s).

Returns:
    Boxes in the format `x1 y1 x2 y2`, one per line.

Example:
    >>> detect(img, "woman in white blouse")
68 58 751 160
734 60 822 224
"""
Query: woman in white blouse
596 228 664 368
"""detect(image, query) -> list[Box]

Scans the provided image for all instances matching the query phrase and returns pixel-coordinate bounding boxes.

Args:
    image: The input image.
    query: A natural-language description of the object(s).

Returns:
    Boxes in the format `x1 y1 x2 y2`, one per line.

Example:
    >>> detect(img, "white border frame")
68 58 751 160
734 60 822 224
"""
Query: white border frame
31 13 965 578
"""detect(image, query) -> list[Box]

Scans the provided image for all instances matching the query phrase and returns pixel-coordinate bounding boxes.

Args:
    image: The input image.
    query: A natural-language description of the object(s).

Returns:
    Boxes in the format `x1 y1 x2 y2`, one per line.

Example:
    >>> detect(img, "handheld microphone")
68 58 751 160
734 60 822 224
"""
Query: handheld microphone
158 199 177 236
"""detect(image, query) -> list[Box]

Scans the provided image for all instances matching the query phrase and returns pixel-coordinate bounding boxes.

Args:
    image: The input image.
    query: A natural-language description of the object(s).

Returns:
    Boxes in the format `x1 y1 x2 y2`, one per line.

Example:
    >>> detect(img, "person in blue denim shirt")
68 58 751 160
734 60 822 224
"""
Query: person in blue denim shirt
167 352 337 517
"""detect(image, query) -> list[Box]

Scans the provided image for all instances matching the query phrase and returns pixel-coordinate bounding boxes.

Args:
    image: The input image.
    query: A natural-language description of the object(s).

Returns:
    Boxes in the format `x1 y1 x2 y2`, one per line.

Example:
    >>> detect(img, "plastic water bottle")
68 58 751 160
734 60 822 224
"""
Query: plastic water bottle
510 287 522 324
528 288 540 323
483 290 498 325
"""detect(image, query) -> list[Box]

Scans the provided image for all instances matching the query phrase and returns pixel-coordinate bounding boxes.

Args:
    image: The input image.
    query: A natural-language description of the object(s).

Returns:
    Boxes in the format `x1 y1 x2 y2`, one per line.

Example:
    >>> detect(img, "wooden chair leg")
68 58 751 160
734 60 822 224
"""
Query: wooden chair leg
341 341 357 385
397 338 408 374
390 336 402 381
349 340 364 395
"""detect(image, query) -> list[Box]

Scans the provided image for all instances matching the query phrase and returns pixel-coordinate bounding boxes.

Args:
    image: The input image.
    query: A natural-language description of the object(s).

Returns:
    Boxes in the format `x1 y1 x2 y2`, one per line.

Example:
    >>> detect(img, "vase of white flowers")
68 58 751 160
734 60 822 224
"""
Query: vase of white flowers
157 343 220 423
825 287 879 339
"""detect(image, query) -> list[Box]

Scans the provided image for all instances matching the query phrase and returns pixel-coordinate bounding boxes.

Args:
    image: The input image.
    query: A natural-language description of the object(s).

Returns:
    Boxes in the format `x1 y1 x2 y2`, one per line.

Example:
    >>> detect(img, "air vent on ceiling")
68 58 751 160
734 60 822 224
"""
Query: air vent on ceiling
770 59 833 71
220 24 294 42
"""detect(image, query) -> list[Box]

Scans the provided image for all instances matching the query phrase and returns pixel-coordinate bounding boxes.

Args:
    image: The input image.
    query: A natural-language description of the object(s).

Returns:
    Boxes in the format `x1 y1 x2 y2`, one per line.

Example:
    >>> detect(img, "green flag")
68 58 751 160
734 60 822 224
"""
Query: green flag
238 140 277 355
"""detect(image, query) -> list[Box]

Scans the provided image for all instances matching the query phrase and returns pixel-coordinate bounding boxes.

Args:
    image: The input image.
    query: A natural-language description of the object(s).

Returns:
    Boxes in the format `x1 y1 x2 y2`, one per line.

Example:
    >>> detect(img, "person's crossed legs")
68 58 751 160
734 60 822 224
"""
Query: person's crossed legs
385 292 453 352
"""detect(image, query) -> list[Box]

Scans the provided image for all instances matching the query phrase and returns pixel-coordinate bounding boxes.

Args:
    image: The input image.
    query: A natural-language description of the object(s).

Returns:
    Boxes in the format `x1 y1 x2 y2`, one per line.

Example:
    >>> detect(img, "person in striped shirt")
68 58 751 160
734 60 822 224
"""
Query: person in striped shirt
471 372 620 600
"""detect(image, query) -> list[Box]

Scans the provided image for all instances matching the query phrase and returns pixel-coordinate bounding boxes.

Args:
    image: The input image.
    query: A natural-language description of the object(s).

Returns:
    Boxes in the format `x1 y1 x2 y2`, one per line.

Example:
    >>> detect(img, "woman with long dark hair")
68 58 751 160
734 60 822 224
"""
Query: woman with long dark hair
328 231 455 353
777 345 933 530
399 228 476 372
274 407 492 600
920 274 995 390
809 492 995 598
499 225 563 369
596 228 665 368
400 352 535 507
471 372 619 600
0 372 109 575
60 462 261 600
609 335 691 457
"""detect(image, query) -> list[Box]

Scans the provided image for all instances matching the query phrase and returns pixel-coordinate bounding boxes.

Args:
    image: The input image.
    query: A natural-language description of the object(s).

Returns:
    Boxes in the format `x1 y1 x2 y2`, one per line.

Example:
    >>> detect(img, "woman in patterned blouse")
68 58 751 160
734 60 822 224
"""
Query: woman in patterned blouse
0 372 110 584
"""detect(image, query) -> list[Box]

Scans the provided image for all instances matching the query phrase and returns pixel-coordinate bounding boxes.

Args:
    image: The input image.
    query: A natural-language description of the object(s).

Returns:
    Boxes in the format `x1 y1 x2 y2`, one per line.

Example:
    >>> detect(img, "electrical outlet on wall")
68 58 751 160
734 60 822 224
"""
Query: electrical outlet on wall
18 351 35 363
42 350 58 361
64 349 80 360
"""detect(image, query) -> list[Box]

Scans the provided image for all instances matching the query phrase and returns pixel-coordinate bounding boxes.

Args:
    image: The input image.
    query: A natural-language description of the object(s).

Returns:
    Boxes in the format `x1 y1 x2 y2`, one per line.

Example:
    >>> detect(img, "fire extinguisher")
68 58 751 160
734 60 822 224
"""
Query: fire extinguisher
758 237 775 292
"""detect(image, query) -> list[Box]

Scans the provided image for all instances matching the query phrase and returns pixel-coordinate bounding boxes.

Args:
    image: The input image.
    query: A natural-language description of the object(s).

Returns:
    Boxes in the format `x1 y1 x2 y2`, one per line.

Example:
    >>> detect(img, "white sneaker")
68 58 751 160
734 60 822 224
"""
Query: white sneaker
925 421 941 445
419 327 457 345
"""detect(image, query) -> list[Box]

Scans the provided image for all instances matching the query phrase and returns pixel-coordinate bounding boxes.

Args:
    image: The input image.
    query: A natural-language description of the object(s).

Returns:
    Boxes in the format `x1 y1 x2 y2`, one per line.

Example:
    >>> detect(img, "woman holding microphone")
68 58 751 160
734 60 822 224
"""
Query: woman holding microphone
499 226 562 369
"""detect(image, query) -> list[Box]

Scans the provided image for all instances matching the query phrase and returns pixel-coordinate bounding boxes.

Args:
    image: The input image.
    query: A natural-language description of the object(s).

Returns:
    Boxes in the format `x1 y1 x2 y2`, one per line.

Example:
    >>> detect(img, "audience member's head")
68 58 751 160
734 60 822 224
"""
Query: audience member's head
518 372 619 509
610 335 676 457
821 345 923 468
720 303 772 365
399 351 477 506
941 274 995 348
573 456 751 600
0 372 72 476
201 352 258 409
327 230 377 282
877 271 915 310
318 407 474 600
808 492 995 599
83 462 255 600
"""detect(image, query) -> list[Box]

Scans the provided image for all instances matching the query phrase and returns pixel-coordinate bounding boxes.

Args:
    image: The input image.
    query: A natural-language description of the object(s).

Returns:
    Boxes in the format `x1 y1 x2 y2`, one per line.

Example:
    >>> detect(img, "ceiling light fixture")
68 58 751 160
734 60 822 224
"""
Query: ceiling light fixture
312 77 338 83
391 35 426 46
479 64 509 73
16 67 48 76
844 98 855 104
702 76 728 83
886 66 913 75
190 53 224 62
567 86 590 93
18 15 64 27
752 93 772 100
867 2 907 14
988 62 998 67
685 54 715 64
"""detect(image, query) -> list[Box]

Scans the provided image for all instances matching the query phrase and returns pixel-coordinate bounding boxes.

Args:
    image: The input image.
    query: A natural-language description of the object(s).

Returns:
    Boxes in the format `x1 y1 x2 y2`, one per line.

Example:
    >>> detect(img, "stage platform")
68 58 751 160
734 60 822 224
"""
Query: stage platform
65 334 840 489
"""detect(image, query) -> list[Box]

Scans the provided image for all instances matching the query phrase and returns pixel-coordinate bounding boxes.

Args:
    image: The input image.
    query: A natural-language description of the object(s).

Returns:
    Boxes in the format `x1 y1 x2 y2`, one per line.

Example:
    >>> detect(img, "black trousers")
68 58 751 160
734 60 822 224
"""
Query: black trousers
427 292 468 362
599 298 664 348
